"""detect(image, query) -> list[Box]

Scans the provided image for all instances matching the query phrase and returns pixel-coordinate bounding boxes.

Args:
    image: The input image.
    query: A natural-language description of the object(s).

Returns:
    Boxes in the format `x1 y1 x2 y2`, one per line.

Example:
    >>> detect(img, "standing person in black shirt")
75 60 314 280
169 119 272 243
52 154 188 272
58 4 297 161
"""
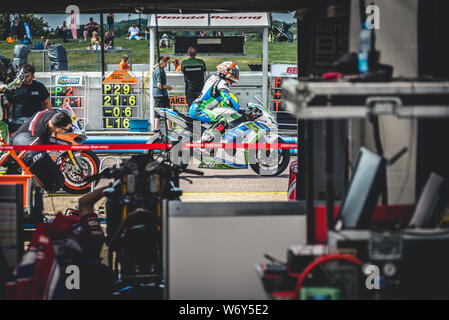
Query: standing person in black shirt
5 64 52 132
106 13 114 37
180 47 207 107
11 110 72 192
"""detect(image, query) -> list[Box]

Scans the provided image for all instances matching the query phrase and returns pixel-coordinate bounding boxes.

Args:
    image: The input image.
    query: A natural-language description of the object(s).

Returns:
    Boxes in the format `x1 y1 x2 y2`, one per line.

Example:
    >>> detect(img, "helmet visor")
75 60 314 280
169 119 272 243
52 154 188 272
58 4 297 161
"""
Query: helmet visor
229 67 239 80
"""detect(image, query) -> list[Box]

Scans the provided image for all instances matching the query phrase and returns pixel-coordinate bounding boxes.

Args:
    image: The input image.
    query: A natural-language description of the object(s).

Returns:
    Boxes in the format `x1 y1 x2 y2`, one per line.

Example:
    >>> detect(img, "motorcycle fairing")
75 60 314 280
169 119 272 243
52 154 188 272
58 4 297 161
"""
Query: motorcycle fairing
198 121 268 169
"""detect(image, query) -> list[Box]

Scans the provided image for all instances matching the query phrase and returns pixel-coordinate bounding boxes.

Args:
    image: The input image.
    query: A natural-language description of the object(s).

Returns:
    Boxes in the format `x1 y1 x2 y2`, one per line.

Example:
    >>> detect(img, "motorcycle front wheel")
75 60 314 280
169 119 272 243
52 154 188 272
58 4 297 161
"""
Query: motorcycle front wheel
250 136 290 176
58 150 100 194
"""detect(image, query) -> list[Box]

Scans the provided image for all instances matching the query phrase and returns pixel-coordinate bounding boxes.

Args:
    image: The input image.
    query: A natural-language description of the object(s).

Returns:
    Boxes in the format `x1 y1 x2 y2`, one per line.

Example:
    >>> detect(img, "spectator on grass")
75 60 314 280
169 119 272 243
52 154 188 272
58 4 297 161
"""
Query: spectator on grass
83 17 99 42
9 14 20 42
22 35 31 47
127 24 141 40
172 58 181 72
35 36 46 50
70 10 78 40
106 13 114 37
145 27 150 40
90 31 101 50
119 54 130 70
159 34 170 48
58 21 69 42
104 31 114 50
44 40 51 49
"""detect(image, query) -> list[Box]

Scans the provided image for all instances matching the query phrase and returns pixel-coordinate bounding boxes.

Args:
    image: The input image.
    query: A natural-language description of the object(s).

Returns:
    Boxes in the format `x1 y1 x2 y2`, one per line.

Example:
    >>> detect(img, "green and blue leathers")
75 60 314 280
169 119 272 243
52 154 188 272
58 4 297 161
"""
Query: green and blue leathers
189 74 240 123
149 96 291 176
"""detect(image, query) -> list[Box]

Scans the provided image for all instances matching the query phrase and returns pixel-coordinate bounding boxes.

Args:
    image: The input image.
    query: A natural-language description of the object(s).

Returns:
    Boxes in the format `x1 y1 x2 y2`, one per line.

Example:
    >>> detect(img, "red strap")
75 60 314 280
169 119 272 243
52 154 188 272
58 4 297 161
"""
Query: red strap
214 124 225 132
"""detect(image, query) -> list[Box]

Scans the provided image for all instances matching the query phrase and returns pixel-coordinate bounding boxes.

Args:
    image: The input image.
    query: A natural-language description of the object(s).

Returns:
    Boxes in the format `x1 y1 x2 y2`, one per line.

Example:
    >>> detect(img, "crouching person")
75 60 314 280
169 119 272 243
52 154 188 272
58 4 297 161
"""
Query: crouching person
5 186 112 300
11 109 71 192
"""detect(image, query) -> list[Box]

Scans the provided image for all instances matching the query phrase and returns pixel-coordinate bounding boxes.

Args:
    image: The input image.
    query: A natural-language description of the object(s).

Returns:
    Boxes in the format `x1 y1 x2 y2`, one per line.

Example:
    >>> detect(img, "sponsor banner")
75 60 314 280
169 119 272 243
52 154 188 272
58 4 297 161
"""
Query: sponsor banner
210 13 268 27
169 96 187 105
103 70 139 84
149 13 268 28
270 64 298 78
0 143 298 151
149 14 208 27
54 75 84 86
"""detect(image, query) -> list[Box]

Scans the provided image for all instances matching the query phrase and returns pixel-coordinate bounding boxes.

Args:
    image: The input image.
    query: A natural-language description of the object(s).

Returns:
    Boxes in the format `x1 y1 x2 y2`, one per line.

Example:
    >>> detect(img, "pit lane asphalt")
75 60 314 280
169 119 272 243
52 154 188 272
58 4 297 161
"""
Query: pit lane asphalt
43 158 292 214
179 159 291 202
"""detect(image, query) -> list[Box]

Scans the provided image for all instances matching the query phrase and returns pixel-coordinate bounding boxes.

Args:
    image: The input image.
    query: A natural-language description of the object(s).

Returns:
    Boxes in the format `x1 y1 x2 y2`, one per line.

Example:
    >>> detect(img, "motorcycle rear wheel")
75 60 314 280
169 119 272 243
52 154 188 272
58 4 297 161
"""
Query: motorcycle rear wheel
250 137 290 176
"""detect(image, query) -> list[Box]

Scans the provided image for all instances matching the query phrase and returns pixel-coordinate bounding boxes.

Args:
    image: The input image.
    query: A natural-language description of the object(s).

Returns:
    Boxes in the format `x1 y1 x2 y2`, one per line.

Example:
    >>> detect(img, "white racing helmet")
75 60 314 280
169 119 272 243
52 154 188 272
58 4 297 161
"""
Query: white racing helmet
216 61 240 83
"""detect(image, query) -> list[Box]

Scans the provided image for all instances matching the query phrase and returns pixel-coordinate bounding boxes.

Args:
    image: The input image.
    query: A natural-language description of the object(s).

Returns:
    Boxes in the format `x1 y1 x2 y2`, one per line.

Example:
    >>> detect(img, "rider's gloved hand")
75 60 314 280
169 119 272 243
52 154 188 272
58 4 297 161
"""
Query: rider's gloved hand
245 110 256 121
238 108 256 121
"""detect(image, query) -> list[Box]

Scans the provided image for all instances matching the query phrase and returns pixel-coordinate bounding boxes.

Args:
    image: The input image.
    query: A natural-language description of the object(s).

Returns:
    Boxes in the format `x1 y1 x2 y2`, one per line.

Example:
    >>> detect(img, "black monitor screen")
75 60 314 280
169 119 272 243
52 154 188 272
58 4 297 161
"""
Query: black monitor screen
338 147 386 229
174 36 245 54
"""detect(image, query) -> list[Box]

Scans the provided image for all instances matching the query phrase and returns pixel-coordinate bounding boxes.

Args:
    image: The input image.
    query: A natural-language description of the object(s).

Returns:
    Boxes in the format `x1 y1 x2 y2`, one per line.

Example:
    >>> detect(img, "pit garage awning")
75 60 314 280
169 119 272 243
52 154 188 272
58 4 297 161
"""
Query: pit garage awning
146 12 271 127
0 0 329 13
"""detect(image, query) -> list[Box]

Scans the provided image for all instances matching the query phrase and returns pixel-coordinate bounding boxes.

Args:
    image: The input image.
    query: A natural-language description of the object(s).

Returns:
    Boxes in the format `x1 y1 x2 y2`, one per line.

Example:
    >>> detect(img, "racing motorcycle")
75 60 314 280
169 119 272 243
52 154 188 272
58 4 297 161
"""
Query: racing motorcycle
0 64 99 193
50 102 100 194
147 96 290 176
0 102 99 194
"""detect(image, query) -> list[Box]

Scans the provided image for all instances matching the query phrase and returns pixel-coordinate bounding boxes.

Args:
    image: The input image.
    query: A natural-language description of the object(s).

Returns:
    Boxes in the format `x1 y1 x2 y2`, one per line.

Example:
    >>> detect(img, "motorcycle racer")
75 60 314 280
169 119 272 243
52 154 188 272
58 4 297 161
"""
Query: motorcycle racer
189 61 247 140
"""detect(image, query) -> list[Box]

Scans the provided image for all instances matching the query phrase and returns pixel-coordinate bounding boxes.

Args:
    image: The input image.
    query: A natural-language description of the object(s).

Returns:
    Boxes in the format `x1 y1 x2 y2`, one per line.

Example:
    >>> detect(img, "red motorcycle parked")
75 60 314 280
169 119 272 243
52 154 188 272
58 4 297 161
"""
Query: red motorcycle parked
0 102 100 194
49 102 100 194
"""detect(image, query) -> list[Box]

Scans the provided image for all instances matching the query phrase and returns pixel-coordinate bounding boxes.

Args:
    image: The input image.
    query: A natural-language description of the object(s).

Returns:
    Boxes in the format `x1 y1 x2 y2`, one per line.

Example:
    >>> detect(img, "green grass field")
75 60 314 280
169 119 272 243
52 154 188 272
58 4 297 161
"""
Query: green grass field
0 38 297 72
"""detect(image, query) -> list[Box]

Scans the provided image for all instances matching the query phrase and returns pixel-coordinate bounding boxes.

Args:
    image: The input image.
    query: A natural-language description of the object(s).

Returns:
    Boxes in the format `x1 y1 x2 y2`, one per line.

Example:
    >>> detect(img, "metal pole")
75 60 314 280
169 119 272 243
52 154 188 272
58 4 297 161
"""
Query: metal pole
305 121 314 244
262 26 269 106
149 24 156 129
162 198 169 300
325 120 335 232
100 13 105 77
96 50 100 72
296 13 315 244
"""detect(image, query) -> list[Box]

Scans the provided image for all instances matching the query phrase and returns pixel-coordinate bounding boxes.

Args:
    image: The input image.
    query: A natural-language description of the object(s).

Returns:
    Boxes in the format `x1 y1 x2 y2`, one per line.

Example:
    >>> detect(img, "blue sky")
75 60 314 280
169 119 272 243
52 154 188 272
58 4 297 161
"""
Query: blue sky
36 12 296 29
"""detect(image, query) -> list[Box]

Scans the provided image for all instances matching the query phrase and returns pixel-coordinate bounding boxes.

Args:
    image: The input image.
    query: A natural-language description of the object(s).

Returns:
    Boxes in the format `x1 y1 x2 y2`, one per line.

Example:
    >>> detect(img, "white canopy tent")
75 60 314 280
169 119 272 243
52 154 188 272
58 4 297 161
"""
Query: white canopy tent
146 12 270 129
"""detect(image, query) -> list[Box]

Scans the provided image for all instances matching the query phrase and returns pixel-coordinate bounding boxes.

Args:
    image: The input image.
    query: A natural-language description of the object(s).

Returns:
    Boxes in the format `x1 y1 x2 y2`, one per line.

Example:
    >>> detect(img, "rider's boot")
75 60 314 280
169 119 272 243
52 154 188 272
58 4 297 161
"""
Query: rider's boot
201 117 228 143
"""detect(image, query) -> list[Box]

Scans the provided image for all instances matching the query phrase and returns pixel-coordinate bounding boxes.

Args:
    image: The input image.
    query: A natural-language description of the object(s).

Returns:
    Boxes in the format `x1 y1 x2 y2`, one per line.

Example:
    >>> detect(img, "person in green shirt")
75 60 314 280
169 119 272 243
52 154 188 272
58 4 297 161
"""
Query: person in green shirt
180 47 207 107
